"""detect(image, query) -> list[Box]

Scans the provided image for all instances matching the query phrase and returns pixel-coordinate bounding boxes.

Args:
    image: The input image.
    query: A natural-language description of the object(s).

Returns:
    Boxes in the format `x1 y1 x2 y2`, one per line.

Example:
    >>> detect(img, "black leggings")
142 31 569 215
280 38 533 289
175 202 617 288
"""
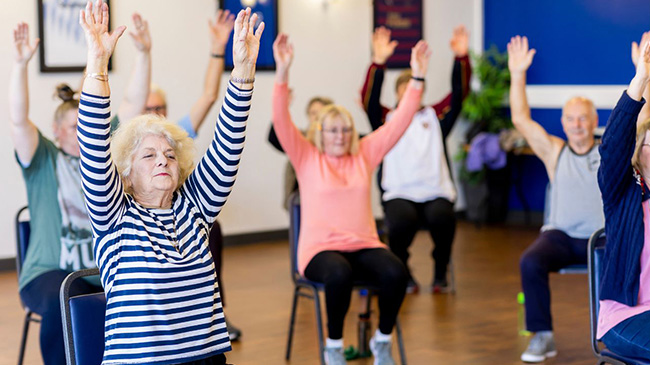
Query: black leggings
384 198 456 280
304 248 408 339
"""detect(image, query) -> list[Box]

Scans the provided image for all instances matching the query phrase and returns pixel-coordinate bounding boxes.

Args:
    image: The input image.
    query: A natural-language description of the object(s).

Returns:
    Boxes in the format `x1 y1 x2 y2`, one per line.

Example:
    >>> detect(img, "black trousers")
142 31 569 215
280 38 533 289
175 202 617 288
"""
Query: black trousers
304 248 408 339
179 353 227 365
384 198 456 281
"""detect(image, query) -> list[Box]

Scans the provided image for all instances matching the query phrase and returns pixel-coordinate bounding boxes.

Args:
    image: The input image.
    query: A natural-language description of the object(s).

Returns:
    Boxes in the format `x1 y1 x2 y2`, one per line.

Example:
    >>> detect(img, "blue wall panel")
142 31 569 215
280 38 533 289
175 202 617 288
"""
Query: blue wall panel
484 0 649 85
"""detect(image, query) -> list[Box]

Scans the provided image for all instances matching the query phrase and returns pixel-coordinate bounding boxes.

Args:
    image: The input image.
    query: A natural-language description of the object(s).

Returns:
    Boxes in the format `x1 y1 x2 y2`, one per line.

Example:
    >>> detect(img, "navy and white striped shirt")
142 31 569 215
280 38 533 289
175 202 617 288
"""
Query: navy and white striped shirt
77 82 252 365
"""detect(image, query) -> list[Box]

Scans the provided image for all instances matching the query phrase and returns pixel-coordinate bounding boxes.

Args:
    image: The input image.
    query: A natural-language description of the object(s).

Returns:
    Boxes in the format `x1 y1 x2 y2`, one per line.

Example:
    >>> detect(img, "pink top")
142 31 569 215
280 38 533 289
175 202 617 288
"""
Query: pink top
272 82 423 274
597 199 650 339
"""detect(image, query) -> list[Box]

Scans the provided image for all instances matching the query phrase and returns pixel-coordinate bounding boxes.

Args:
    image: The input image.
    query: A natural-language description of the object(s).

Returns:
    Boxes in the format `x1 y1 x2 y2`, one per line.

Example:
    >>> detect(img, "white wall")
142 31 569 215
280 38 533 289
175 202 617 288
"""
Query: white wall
0 0 477 259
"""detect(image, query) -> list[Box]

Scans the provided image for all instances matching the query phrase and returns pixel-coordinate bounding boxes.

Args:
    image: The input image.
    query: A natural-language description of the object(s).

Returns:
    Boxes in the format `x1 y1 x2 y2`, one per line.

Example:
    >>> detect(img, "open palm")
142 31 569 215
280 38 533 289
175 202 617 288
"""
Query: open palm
232 8 265 73
13 22 39 64
507 35 536 74
79 0 125 63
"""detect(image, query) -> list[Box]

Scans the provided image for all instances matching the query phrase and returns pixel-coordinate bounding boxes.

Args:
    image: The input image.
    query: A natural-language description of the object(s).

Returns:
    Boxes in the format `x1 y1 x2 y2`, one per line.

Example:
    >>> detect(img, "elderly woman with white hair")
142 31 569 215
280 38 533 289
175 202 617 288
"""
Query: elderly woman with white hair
272 33 429 365
76 2 263 364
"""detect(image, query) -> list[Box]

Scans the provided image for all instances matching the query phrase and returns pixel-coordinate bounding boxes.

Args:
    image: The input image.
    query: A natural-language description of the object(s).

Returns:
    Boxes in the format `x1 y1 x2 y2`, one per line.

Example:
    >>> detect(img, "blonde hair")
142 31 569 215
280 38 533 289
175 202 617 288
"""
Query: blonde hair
395 69 412 92
149 83 167 104
111 114 195 195
305 96 334 115
633 118 650 172
307 104 360 155
53 84 79 124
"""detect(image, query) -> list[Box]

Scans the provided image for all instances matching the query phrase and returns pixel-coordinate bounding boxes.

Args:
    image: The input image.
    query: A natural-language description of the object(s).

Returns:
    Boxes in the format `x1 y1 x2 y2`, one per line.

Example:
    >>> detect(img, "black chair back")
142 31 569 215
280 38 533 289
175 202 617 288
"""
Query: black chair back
288 192 301 283
15 206 30 275
588 227 606 357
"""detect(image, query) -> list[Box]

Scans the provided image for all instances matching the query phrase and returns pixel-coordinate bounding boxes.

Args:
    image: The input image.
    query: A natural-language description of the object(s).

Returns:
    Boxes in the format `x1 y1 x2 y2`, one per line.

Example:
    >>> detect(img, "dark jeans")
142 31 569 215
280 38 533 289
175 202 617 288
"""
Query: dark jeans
208 220 226 306
304 248 408 339
19 270 103 365
179 353 228 365
519 229 597 332
384 198 456 281
601 310 650 363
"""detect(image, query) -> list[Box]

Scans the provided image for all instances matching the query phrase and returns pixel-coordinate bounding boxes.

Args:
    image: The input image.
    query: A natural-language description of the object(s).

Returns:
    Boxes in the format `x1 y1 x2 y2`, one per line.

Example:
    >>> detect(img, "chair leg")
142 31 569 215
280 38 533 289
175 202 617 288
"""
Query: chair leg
395 318 407 365
17 311 31 365
313 288 326 365
285 287 300 360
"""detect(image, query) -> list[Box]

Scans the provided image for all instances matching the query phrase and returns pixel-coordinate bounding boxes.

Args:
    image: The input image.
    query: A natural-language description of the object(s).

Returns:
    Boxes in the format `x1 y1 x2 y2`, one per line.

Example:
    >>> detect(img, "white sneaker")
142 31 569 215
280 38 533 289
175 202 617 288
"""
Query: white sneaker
521 332 557 363
370 335 396 365
323 346 346 365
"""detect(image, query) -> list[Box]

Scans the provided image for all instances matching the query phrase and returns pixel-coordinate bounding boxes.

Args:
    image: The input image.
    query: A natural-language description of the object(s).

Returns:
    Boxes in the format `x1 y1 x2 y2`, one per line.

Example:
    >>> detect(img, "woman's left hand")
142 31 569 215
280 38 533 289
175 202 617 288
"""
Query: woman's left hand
79 0 125 70
410 40 431 79
231 7 265 80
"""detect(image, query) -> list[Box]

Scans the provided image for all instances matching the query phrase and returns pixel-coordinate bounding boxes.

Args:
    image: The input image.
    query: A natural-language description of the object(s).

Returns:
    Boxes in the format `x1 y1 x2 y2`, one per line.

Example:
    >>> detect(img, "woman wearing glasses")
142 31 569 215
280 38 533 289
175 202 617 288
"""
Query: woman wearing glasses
271 33 428 365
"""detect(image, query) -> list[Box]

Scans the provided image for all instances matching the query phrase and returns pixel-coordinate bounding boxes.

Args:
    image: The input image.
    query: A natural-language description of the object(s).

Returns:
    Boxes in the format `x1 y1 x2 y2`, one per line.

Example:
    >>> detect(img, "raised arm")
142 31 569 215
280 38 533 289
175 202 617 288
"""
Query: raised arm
435 25 472 138
187 10 235 133
116 13 151 122
633 31 650 126
9 23 40 166
360 26 396 130
360 41 428 168
508 35 564 178
77 0 126 233
183 8 263 222
271 33 312 167
599 40 649 203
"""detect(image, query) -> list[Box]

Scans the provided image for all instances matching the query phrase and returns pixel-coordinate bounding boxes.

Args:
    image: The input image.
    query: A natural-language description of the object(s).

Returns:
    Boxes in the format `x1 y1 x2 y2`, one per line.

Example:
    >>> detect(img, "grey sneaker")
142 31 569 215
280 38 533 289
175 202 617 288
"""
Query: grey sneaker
521 332 557 363
324 346 346 365
370 336 396 365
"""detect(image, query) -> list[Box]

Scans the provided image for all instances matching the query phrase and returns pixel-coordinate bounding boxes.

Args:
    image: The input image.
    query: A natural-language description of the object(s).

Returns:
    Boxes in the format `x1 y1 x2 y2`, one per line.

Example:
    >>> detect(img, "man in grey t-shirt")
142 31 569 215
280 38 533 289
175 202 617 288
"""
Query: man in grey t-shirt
508 36 604 363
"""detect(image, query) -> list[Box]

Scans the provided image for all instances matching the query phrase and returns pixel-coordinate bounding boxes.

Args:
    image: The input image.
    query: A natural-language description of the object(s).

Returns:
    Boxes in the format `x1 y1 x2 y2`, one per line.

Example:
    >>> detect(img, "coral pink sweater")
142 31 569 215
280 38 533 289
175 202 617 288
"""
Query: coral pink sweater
272 82 423 274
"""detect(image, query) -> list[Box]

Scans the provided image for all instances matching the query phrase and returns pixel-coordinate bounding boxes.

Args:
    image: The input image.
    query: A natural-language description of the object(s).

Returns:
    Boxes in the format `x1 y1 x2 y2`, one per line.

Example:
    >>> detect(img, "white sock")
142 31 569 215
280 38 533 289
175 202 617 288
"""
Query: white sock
326 337 344 348
373 329 392 343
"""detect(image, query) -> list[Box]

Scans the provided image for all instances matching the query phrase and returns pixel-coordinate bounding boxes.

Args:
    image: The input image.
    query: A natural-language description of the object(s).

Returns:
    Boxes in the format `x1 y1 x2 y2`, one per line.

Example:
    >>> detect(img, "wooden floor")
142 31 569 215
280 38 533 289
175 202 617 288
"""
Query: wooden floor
0 222 596 364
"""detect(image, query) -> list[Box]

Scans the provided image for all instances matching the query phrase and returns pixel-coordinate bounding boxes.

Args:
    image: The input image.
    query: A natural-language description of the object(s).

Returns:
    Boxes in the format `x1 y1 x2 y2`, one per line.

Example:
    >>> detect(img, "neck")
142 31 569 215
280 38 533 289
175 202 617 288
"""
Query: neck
134 190 174 209
568 138 595 155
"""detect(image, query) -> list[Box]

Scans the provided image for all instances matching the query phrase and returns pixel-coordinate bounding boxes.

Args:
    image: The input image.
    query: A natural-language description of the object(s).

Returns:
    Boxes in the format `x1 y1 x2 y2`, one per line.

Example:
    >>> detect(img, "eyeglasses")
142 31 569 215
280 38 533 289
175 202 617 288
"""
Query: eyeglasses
145 105 167 114
322 127 353 135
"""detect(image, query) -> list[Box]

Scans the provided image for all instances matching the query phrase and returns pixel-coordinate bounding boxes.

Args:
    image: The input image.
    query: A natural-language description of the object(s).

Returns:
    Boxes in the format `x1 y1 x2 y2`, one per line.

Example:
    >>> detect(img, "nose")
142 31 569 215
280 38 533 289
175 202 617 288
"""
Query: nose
156 154 168 167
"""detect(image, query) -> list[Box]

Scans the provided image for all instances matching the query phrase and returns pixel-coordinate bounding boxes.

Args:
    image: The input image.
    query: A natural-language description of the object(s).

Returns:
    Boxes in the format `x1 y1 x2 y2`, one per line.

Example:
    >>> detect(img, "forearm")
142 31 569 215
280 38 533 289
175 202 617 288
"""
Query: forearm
361 63 387 130
438 56 471 137
84 59 111 97
189 50 226 131
271 82 307 160
9 62 29 125
509 73 532 125
118 50 150 121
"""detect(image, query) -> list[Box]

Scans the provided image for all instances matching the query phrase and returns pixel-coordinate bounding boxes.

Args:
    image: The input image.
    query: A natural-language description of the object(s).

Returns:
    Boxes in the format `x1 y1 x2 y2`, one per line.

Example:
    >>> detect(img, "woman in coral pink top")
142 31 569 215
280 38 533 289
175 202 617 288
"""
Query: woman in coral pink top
272 34 429 365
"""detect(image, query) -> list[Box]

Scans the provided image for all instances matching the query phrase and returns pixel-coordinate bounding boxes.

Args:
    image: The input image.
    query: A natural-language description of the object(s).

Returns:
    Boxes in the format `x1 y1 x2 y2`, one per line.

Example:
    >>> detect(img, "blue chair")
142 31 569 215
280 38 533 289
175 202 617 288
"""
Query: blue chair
588 228 650 365
14 206 40 365
60 268 106 365
285 192 407 364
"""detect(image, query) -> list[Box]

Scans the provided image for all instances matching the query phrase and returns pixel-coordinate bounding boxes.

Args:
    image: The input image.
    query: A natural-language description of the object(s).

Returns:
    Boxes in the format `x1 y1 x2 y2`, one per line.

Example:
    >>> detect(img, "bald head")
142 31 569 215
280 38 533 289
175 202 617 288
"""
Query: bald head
561 96 598 147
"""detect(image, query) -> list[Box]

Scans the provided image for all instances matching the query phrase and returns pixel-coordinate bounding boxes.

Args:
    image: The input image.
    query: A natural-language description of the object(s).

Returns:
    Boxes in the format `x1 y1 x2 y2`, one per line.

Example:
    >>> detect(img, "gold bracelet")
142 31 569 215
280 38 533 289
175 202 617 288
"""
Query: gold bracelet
86 72 108 81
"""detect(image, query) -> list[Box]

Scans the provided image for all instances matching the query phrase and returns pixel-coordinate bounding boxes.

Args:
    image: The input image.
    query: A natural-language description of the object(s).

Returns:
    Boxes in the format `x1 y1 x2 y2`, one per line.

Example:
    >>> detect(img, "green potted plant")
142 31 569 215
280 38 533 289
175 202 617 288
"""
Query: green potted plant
457 45 513 223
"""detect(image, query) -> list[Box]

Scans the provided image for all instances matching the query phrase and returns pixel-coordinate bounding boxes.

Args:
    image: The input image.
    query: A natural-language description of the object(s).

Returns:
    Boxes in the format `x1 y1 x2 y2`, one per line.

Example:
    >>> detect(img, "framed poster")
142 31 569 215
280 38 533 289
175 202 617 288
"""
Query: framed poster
219 0 278 70
38 0 112 73
373 0 423 69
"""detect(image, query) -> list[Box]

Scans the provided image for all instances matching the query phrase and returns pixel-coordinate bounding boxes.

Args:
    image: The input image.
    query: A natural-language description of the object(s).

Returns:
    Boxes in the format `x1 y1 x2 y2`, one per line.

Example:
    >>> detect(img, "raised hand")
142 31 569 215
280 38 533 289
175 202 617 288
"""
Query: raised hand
632 31 650 67
635 40 650 82
372 26 398 65
128 13 151 53
410 40 431 78
507 35 536 75
13 23 39 65
79 0 125 69
231 7 265 80
449 25 469 57
209 9 235 53
272 33 293 71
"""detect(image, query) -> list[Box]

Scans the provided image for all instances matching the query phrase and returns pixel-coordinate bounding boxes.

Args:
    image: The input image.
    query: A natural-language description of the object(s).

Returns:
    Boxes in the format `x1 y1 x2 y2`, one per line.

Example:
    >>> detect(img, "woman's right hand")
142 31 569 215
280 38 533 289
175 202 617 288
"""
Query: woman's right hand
410 40 431 79
273 33 293 74
79 0 125 71
231 7 265 80
13 23 39 66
